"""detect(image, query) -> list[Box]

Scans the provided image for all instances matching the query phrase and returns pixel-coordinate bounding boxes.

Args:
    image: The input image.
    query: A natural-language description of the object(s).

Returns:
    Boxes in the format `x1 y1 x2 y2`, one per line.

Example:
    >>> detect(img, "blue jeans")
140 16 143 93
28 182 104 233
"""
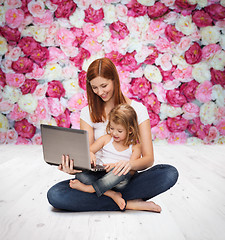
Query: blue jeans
76 170 131 197
47 164 178 212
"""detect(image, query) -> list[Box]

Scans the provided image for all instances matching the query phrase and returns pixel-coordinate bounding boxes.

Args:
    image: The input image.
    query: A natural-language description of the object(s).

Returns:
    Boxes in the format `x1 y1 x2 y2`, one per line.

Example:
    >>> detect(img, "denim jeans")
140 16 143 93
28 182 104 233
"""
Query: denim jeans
76 170 131 197
47 164 179 212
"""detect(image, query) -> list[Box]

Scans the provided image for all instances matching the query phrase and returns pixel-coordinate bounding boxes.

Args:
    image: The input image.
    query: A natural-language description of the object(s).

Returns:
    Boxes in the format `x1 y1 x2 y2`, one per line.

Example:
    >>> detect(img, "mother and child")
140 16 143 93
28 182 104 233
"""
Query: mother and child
47 58 179 212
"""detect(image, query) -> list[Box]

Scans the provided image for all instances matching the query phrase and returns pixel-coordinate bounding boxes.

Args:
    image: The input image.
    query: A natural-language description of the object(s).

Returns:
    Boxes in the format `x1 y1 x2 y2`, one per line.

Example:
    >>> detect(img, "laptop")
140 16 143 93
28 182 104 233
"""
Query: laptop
40 124 105 172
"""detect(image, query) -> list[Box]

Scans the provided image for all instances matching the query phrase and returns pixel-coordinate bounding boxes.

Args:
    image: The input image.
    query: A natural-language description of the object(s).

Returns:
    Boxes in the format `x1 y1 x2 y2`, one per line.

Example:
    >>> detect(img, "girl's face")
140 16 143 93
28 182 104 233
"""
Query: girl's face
90 76 114 102
109 121 127 144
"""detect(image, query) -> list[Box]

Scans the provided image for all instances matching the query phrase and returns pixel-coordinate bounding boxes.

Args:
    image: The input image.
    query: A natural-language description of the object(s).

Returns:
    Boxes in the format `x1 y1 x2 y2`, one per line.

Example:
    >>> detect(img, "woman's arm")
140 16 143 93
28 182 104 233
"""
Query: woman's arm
80 118 95 145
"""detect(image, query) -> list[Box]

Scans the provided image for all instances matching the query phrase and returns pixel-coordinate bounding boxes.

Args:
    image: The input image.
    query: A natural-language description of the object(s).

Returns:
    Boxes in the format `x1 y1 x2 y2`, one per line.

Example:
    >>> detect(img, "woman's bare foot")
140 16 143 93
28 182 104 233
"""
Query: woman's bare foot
126 199 161 213
105 191 126 211
69 179 95 193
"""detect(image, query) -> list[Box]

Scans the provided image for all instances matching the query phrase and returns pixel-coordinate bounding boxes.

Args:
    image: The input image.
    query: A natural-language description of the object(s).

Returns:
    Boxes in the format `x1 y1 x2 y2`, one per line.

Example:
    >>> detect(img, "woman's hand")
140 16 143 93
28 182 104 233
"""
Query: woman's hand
90 152 96 167
58 155 82 175
104 163 116 172
112 160 132 176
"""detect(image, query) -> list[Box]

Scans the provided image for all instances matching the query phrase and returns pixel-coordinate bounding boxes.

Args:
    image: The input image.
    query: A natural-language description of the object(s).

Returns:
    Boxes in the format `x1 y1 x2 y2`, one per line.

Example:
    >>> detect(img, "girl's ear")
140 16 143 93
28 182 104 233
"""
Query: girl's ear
129 126 133 135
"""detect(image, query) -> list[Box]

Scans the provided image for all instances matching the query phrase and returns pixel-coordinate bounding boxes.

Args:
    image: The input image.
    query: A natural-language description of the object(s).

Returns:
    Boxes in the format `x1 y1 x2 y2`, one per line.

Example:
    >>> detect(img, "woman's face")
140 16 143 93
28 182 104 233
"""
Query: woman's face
90 76 114 102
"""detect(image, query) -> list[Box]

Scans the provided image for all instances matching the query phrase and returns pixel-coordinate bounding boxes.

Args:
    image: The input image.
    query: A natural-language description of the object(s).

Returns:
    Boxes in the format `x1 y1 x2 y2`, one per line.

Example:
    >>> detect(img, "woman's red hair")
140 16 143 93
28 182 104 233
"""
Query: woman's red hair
86 58 126 123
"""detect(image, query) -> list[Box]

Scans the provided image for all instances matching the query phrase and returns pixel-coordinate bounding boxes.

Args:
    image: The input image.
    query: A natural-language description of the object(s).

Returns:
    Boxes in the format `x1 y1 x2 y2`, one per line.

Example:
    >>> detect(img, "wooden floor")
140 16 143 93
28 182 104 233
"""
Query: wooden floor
0 144 225 240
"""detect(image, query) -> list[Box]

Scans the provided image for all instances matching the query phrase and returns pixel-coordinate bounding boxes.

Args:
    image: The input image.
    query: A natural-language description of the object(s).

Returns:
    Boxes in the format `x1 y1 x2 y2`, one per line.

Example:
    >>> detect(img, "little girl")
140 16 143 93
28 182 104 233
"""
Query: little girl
69 104 142 211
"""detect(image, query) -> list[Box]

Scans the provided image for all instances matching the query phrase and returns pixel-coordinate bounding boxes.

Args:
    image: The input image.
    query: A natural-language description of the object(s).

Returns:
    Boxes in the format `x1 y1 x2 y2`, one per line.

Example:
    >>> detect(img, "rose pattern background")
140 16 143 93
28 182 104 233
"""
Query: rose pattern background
0 0 225 145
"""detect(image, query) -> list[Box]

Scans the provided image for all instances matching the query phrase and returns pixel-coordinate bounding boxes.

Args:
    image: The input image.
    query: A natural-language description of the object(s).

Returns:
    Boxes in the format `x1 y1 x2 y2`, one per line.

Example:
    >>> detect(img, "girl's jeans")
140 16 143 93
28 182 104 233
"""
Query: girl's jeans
47 164 179 212
76 170 131 197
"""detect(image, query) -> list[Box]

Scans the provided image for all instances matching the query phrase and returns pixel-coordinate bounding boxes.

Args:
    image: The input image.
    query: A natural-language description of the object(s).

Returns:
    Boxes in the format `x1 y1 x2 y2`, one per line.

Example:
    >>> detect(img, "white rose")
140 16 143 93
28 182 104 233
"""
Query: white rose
18 94 38 114
82 52 105 71
0 113 9 132
209 51 225 71
221 0 225 7
127 37 143 53
103 4 116 24
160 103 183 120
97 27 111 43
172 54 189 68
40 117 57 126
175 15 197 36
0 6 6 27
220 34 225 50
192 62 211 83
62 63 79 80
200 26 221 45
137 0 155 6
2 85 21 103
44 63 63 81
212 85 225 107
0 36 7 56
144 65 162 83
186 137 204 145
63 79 80 99
200 101 217 125
215 136 225 144
69 8 85 28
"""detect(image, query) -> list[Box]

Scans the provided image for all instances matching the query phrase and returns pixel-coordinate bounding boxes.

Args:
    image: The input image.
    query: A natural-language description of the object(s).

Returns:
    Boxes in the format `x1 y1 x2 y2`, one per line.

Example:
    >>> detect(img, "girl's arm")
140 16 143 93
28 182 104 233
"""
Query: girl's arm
90 134 110 154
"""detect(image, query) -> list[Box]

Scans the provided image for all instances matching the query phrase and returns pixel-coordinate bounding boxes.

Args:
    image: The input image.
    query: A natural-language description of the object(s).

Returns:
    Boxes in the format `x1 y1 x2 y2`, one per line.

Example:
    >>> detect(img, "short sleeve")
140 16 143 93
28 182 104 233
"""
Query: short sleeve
80 106 93 127
131 100 149 125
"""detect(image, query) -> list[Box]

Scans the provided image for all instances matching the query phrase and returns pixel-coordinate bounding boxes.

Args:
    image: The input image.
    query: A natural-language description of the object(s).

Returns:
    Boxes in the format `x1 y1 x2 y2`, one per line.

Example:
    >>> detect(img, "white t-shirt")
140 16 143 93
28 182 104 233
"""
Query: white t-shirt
80 100 149 161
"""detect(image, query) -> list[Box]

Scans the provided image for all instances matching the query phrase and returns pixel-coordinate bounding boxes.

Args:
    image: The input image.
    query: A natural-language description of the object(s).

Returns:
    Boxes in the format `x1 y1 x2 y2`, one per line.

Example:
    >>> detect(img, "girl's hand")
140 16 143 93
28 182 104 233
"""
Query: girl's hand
58 155 82 175
90 152 96 167
112 160 132 176
104 163 116 172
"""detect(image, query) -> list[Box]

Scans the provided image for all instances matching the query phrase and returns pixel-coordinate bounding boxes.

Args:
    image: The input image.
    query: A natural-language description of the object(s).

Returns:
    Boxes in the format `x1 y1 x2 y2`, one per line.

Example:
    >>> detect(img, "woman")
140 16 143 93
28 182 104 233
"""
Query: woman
47 58 178 212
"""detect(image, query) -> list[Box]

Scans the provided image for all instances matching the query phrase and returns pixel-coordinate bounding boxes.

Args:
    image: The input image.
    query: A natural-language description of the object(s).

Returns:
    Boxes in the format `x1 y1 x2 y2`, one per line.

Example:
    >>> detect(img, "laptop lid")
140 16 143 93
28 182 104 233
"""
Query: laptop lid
41 124 92 171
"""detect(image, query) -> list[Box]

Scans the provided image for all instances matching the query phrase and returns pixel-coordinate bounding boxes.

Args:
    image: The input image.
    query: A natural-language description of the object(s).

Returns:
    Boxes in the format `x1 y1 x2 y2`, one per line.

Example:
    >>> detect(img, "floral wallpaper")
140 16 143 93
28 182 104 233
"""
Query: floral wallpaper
0 0 225 145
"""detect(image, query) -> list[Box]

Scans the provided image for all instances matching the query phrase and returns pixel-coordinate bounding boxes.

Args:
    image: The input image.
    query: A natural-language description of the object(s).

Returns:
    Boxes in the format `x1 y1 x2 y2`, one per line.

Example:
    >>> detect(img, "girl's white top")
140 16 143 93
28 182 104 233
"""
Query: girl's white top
101 137 133 164
80 100 149 162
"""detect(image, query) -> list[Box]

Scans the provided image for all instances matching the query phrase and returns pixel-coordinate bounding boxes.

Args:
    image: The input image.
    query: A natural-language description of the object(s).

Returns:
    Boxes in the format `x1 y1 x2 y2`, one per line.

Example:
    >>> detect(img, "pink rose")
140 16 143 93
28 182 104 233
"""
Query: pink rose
0 132 7 144
57 28 75 47
175 0 197 11
21 0 33 17
109 21 129 40
8 103 27 121
0 26 21 45
5 73 25 88
159 65 176 82
83 22 104 38
28 0 46 17
18 36 40 56
47 80 65 99
182 103 200 120
166 88 187 107
78 70 87 91
166 116 189 132
11 56 34 73
192 10 213 28
32 133 42 145
81 37 102 55
195 81 212 103
210 68 225 88
48 97 65 117
105 51 124 66
180 80 199 101
71 27 88 47
119 51 141 71
147 2 169 19
155 37 172 53
148 111 160 128
26 63 45 80
165 24 184 44
34 98 50 120
151 121 170 140
184 42 202 65
129 77 151 99
0 100 13 114
14 118 36 139
168 132 187 144
173 66 193 82
5 8 24 29
48 47 67 63
67 92 87 111
202 44 222 61
70 111 80 129
16 136 32 145
204 126 219 144
29 46 49 68
126 0 148 17
205 3 225 21
142 93 161 114
5 0 22 8
7 128 18 144
144 46 159 65
5 46 21 61
84 6 104 24
54 108 71 128
70 48 91 70
20 78 38 95
33 10 53 26
216 118 225 136
0 69 6 87
33 83 48 99
54 0 77 19
187 117 210 140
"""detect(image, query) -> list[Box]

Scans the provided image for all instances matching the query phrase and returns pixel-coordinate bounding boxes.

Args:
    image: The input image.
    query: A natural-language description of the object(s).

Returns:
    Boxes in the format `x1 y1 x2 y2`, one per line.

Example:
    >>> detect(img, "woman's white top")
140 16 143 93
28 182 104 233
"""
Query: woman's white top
101 137 133 164
80 100 149 161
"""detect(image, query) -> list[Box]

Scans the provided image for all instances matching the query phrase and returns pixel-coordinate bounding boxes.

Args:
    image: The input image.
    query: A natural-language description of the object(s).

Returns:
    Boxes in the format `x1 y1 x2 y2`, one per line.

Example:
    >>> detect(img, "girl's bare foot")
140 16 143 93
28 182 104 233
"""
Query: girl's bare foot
69 179 95 193
105 191 126 211
126 199 161 213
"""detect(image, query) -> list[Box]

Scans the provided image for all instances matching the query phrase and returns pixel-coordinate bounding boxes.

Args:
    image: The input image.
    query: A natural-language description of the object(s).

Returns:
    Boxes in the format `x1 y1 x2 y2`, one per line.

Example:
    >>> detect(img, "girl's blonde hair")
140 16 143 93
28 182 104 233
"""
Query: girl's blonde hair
106 104 140 146
86 58 126 123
